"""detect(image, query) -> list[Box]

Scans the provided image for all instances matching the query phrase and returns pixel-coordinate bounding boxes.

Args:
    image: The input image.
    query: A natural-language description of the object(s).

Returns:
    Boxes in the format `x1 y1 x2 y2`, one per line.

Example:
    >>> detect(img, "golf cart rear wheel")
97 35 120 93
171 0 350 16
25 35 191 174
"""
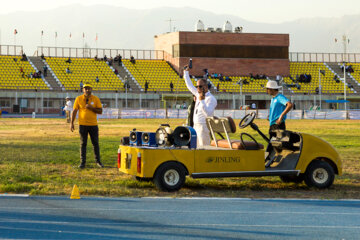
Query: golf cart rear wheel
154 162 186 192
280 174 304 184
304 160 334 188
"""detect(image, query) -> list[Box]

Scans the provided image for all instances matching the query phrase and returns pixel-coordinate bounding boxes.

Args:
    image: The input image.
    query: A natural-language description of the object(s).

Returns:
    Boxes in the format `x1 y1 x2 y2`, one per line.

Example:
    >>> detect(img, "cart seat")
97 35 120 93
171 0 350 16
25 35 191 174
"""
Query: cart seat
206 116 236 133
206 116 263 150
211 139 264 150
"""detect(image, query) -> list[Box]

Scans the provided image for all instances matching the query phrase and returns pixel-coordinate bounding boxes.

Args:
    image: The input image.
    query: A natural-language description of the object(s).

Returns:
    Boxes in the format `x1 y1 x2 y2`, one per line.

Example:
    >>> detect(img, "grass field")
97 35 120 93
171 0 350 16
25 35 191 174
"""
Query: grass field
0 118 359 199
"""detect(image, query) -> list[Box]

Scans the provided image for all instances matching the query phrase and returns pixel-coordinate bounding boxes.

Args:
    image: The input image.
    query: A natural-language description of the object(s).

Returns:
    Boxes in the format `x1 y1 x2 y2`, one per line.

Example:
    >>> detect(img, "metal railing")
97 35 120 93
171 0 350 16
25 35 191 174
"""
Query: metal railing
37 46 165 59
2 44 359 63
289 52 360 63
0 45 24 56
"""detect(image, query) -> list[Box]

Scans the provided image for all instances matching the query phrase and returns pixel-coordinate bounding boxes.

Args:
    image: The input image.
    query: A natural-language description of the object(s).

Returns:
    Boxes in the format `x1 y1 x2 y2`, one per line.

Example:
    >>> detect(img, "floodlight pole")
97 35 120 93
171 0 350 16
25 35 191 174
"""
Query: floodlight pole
280 77 284 95
335 34 349 111
238 78 243 108
166 19 175 33
241 82 243 107
125 87 128 109
343 62 347 111
342 35 348 111
318 68 322 110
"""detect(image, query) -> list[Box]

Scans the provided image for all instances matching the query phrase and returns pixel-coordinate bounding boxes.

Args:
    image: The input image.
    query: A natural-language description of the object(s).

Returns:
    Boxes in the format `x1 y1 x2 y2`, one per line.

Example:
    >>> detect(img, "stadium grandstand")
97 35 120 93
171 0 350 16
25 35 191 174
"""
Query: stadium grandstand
0 55 50 91
1 29 360 115
346 63 360 86
122 59 197 92
283 62 354 95
45 57 125 92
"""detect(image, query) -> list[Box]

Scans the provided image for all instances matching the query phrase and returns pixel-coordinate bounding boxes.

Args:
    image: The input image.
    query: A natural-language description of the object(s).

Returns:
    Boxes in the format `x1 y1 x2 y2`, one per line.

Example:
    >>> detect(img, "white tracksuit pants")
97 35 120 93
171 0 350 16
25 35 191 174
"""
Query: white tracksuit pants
193 123 211 147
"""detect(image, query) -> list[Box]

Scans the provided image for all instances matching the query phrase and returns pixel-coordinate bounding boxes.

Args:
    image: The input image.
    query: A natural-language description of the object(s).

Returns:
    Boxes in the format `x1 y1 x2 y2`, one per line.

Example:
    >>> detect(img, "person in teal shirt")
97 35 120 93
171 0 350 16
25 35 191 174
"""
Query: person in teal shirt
266 80 293 136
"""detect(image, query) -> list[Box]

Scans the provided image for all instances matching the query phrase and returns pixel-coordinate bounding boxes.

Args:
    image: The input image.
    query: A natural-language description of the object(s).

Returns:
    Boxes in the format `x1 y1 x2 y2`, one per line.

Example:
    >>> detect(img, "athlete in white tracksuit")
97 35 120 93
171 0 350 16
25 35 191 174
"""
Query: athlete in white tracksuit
184 67 217 147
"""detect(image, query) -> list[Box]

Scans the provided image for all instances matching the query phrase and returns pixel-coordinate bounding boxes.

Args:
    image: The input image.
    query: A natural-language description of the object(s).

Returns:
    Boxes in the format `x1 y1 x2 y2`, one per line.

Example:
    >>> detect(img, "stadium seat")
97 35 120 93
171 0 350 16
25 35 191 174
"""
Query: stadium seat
284 62 353 94
0 55 49 90
122 59 194 92
45 57 125 91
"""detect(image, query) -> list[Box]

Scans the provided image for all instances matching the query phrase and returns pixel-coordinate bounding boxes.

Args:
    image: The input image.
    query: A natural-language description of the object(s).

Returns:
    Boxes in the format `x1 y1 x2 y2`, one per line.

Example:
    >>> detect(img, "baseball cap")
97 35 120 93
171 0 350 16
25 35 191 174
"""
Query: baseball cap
83 83 92 88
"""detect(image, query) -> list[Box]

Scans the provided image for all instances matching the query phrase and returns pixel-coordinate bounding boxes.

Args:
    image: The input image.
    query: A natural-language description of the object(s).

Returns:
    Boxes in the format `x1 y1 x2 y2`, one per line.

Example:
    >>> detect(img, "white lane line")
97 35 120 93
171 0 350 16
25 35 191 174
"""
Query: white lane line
0 226 133 238
178 224 360 229
1 195 359 202
143 197 360 202
0 207 360 215
0 194 29 197
0 221 359 229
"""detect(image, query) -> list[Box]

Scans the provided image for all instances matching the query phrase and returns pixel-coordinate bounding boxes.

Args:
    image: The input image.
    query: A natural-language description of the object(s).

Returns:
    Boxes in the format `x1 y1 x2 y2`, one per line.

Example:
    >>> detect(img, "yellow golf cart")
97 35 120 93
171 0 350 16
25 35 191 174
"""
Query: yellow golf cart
117 112 342 192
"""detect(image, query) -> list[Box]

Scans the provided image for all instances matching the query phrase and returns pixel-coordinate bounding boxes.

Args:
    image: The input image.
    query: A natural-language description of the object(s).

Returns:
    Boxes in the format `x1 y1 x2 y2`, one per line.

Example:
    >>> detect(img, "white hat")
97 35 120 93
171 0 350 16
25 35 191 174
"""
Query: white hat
65 96 70 99
266 80 282 89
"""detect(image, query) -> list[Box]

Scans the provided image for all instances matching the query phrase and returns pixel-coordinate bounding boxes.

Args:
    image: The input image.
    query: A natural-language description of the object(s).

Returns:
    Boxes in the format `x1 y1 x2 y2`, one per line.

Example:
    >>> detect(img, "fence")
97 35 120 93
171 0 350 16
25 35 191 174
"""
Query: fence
289 52 360 63
0 45 23 56
37 46 164 59
35 48 360 63
3 43 360 62
98 108 360 120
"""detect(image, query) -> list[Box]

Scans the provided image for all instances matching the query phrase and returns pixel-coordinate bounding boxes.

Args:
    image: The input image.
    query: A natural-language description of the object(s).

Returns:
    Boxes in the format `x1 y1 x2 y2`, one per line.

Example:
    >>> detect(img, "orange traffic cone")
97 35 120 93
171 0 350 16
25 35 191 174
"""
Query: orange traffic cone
70 184 81 199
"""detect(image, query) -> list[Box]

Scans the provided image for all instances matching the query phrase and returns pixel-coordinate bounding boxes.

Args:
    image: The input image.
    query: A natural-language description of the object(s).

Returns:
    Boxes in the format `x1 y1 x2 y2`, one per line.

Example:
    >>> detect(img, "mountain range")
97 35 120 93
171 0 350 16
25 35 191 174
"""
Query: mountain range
0 4 358 55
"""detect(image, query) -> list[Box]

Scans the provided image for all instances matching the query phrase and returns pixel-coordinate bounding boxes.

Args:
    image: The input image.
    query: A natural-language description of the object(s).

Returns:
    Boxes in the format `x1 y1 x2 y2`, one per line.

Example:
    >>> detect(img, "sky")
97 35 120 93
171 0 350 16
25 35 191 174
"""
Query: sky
1 0 360 23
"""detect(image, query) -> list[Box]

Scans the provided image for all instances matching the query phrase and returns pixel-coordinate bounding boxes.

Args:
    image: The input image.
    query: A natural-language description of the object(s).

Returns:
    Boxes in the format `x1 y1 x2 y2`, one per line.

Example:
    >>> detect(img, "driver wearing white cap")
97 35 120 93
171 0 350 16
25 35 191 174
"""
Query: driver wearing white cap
266 80 293 135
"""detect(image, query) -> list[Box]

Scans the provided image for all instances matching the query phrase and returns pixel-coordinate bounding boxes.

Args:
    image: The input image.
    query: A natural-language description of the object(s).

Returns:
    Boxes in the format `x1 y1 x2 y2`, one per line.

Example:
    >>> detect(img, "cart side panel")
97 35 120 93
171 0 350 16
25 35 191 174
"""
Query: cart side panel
296 133 342 175
119 145 138 176
119 146 195 178
194 149 265 173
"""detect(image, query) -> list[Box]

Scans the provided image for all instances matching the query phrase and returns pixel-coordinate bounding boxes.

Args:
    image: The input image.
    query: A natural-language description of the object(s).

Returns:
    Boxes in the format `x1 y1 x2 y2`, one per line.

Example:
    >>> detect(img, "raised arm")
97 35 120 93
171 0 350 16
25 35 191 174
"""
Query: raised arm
183 70 197 96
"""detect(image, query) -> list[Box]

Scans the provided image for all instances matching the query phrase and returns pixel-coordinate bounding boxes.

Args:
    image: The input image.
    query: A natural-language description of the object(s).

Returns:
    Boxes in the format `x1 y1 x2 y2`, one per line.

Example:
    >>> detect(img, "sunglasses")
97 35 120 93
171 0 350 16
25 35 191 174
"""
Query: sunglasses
196 85 205 89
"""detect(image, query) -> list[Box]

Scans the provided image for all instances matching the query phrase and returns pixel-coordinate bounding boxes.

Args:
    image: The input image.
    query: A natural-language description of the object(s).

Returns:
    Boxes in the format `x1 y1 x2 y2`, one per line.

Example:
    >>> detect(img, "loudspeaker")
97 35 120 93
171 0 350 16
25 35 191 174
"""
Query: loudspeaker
141 132 157 147
155 124 174 147
129 129 143 146
121 136 130 146
173 126 197 149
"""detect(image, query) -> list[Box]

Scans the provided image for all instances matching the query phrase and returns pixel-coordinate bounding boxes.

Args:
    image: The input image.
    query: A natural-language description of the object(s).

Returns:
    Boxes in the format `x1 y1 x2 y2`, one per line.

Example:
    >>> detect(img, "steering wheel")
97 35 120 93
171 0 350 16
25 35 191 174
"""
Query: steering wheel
240 133 260 150
239 112 256 129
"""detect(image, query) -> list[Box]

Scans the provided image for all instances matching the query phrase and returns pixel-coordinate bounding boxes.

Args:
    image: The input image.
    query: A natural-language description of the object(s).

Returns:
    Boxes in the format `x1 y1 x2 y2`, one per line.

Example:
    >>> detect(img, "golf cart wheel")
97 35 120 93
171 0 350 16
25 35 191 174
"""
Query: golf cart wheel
154 162 186 192
304 160 334 188
280 174 304 184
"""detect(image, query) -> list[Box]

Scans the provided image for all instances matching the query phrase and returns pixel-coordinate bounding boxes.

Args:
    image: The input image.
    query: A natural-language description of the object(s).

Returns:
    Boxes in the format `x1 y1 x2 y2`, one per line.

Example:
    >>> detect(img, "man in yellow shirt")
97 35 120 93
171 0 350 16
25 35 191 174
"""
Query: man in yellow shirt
70 83 103 169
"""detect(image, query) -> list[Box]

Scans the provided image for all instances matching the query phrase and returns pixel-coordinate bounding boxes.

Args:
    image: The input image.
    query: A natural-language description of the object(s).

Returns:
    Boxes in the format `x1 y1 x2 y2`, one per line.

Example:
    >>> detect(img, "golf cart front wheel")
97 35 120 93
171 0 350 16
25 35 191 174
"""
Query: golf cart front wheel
304 160 334 188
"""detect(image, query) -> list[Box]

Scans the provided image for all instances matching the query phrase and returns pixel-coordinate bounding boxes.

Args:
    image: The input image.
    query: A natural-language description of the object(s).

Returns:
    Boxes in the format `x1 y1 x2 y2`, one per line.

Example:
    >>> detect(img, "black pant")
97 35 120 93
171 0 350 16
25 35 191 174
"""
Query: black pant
79 125 100 164
269 122 286 138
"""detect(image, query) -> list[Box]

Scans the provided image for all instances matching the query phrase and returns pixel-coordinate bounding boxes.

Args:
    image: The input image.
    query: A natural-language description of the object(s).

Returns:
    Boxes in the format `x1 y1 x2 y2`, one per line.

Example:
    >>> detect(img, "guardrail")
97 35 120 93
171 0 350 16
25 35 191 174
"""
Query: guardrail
37 46 164 59
97 109 360 120
0 45 23 56
289 52 360 63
